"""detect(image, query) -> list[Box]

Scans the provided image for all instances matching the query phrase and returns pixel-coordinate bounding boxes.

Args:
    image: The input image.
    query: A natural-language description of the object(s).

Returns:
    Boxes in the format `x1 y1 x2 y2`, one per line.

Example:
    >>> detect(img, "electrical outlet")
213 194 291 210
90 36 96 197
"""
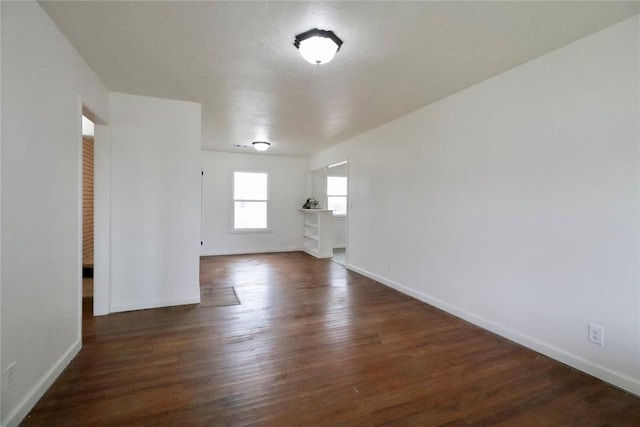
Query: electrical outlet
386 261 393 272
588 323 604 346
6 362 16 390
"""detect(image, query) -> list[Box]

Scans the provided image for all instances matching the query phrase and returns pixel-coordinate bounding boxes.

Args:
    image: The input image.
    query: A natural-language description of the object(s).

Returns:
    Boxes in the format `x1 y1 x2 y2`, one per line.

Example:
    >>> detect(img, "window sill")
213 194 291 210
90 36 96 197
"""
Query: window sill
229 228 273 234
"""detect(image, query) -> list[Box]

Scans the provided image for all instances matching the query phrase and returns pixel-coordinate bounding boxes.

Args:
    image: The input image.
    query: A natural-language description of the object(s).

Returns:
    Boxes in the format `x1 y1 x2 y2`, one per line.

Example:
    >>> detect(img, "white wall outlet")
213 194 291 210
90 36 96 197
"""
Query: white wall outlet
386 261 393 272
6 362 16 390
588 323 604 346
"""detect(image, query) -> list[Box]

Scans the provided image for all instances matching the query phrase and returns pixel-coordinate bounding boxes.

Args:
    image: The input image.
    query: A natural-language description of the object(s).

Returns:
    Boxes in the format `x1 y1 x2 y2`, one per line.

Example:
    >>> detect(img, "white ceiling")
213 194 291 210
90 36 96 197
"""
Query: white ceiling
40 1 639 157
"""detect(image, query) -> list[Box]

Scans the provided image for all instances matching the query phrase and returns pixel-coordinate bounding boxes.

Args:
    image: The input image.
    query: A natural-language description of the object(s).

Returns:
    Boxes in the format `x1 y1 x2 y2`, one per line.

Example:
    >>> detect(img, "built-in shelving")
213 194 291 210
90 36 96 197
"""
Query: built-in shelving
299 209 333 258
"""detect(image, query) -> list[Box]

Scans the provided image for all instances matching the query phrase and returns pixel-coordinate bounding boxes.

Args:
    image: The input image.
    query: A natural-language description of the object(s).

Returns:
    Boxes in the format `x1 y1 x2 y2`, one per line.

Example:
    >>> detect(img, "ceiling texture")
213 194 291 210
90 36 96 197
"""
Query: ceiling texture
40 1 639 157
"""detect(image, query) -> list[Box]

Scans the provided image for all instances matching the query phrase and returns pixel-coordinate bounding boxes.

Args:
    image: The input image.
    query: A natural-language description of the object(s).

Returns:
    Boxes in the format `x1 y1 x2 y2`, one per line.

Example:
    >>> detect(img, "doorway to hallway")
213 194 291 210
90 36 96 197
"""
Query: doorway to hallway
82 114 95 313
326 160 348 266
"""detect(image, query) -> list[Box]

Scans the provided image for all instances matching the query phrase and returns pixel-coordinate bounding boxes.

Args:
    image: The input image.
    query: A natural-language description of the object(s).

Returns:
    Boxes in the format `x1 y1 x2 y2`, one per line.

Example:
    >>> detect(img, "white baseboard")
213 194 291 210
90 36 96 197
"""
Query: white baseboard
200 247 303 257
301 249 333 259
111 296 201 314
345 263 640 397
2 340 82 427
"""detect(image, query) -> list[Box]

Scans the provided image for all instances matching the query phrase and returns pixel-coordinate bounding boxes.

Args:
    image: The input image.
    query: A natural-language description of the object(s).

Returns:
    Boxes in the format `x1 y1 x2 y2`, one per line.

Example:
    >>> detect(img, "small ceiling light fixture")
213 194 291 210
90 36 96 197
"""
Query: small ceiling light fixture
294 28 343 65
252 141 271 152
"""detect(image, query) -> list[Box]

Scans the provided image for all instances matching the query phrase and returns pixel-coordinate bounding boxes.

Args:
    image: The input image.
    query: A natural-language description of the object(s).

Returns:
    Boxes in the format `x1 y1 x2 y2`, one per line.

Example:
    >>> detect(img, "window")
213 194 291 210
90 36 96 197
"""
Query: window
233 171 268 230
327 176 347 216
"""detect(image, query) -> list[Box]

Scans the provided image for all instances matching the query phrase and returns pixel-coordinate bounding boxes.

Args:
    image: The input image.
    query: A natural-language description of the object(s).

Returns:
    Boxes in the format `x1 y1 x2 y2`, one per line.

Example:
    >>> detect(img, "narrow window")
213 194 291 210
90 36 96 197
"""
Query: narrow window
233 171 268 230
327 176 347 216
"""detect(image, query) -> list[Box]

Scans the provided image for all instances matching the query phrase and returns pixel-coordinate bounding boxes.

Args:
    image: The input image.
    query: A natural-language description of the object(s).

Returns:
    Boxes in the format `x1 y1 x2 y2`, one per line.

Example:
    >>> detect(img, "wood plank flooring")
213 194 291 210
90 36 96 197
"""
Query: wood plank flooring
23 252 640 425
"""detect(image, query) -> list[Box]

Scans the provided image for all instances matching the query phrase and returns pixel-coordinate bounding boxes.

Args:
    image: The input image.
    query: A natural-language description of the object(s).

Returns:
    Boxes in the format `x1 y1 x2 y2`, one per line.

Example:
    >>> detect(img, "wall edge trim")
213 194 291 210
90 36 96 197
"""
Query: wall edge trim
111 297 201 314
200 247 303 257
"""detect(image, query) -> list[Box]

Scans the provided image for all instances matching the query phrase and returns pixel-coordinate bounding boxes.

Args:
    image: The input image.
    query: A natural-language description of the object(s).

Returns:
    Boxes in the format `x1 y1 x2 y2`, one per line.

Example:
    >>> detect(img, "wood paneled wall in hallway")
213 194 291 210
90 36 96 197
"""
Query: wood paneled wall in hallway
82 136 94 266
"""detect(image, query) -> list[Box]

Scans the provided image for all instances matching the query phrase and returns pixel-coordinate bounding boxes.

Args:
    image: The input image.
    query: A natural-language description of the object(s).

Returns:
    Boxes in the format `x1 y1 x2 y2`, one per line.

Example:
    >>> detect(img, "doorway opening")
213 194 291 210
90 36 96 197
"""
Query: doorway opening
327 161 348 266
82 114 95 315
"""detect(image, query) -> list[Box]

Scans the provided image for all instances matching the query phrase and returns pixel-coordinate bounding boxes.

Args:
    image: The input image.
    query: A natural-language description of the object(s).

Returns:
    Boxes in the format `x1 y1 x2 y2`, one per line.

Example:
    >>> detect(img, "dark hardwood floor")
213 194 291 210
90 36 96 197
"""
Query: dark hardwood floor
23 252 640 425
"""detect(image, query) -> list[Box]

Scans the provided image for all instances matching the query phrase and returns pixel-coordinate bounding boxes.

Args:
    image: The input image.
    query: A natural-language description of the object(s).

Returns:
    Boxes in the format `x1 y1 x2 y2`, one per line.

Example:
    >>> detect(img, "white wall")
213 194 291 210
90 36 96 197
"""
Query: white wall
93 125 110 316
310 168 326 207
1 3 4 420
310 17 640 395
332 218 347 249
109 93 201 313
201 151 307 256
1 2 109 425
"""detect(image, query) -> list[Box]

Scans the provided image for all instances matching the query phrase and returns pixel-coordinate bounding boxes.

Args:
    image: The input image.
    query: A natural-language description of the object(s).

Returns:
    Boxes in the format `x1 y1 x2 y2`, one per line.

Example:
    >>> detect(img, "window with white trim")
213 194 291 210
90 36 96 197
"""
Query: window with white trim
233 171 268 230
327 176 347 216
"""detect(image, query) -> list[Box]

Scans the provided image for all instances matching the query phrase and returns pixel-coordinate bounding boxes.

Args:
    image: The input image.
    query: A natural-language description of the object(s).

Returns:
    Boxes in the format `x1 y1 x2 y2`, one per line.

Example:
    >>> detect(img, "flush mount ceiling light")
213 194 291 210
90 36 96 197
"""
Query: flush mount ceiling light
252 141 271 152
294 28 343 65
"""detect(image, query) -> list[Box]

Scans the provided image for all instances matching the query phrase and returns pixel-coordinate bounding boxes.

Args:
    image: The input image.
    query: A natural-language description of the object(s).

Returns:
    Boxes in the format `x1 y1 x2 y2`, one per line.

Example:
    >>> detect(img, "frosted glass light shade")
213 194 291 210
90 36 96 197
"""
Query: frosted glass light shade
294 29 343 66
252 141 271 151
298 36 339 65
